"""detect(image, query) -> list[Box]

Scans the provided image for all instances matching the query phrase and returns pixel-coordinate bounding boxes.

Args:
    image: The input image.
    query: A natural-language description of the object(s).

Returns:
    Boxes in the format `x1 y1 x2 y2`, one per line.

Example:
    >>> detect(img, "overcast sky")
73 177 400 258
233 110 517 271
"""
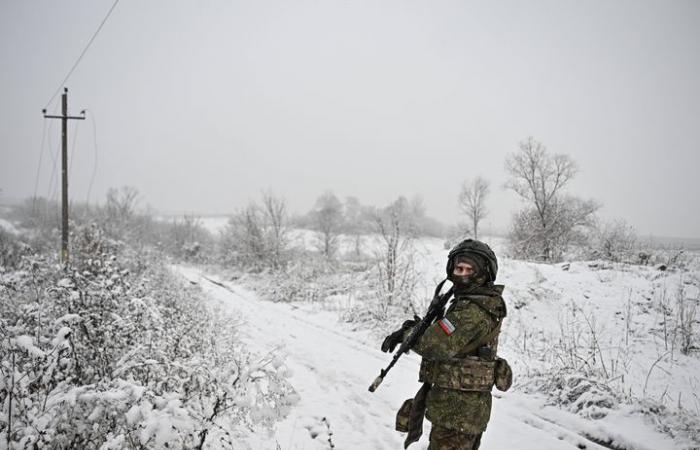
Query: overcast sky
1 0 699 238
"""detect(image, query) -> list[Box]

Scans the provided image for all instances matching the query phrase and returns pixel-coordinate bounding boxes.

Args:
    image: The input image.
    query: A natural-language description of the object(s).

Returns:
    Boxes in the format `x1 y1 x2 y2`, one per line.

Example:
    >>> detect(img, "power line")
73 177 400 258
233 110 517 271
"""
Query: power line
46 114 61 205
69 119 80 175
85 110 99 206
46 110 60 202
43 0 122 110
31 117 49 213
37 103 61 229
48 133 61 227
43 102 60 191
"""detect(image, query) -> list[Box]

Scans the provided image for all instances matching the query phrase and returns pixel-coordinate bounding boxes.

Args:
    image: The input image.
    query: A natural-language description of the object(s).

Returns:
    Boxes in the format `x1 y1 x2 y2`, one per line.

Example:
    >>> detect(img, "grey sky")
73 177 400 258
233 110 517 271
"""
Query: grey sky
1 0 699 238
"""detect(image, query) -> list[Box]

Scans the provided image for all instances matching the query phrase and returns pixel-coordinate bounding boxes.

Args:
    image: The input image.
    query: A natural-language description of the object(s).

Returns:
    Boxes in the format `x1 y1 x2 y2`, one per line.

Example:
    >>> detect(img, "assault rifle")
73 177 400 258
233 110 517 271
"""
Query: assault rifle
368 279 454 392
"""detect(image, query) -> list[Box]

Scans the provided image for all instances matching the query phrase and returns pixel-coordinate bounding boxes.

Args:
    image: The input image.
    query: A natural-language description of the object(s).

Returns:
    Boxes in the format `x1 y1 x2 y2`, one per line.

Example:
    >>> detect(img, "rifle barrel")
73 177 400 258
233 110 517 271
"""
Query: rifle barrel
368 282 453 393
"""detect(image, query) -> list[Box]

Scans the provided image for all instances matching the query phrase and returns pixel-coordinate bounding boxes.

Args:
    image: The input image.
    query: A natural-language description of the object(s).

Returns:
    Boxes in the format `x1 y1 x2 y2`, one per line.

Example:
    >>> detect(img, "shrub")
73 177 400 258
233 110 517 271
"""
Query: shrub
0 224 295 449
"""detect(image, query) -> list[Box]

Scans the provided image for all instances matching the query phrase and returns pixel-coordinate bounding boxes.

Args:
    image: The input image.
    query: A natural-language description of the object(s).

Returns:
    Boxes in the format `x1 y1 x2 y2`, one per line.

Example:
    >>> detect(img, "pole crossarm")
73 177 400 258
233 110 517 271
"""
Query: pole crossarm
43 115 85 120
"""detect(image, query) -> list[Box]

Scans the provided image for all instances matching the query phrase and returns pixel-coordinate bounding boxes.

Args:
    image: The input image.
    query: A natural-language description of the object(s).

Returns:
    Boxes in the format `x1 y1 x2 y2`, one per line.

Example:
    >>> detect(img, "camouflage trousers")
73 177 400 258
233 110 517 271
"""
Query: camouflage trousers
427 425 482 450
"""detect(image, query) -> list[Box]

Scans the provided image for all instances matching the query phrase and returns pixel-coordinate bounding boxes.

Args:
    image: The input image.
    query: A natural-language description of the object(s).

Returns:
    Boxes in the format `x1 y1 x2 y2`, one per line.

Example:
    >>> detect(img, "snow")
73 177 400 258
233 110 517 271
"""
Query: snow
0 218 18 234
55 313 82 325
153 215 230 235
197 216 231 235
57 278 74 288
177 258 688 450
12 335 45 358
51 326 72 347
497 257 700 411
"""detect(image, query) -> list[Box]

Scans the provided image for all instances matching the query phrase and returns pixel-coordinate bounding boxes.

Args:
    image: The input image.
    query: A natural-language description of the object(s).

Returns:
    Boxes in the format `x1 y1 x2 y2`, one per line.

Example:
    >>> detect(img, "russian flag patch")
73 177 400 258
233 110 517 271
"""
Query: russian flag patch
438 318 456 335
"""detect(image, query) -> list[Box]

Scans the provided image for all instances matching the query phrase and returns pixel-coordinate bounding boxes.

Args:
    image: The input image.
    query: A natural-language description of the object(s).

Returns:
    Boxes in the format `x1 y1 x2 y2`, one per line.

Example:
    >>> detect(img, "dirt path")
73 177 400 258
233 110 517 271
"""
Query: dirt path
178 266 630 450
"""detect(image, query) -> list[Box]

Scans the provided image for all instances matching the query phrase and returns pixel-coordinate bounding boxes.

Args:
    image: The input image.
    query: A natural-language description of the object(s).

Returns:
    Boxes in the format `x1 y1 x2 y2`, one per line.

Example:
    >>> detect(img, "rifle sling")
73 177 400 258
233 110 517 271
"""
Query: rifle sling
404 382 430 449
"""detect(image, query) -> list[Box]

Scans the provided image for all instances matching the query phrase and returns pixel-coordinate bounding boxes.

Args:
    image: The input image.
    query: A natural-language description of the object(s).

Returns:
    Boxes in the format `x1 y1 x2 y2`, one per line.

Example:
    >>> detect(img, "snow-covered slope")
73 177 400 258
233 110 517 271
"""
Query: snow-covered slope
176 241 696 449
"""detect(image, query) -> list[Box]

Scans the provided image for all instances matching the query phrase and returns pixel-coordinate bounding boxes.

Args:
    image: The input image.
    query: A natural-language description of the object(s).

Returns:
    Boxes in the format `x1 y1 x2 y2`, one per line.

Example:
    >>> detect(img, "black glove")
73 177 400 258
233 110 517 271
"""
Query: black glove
380 315 421 353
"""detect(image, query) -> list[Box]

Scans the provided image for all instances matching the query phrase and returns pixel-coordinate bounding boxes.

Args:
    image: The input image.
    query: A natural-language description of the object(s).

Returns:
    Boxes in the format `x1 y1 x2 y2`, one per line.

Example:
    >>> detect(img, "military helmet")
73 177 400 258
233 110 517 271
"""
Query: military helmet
446 239 498 282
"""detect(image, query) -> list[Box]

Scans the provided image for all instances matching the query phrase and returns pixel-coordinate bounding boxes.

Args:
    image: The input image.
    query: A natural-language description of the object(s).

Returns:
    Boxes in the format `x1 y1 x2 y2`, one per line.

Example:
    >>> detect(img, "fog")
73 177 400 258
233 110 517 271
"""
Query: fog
1 0 699 238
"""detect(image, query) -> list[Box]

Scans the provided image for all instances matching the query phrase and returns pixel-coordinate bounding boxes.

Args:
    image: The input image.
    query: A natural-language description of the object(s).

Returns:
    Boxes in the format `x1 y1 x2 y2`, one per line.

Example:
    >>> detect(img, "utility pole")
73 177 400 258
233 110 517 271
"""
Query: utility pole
43 87 85 264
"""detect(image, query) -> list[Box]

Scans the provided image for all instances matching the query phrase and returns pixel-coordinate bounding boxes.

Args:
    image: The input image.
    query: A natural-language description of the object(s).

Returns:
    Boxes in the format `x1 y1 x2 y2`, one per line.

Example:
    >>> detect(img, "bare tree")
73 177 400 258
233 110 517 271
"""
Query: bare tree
312 191 343 259
166 215 214 262
105 186 139 221
229 203 267 268
676 284 698 356
371 197 419 315
261 191 288 267
505 137 598 261
102 186 141 239
343 196 368 257
458 176 490 240
221 192 289 270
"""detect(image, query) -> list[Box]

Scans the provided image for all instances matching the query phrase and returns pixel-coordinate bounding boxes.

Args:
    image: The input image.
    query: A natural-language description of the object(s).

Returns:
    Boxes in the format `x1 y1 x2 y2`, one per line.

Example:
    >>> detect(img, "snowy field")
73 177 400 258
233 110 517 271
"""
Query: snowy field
1 212 697 448
173 233 698 449
197 216 231 235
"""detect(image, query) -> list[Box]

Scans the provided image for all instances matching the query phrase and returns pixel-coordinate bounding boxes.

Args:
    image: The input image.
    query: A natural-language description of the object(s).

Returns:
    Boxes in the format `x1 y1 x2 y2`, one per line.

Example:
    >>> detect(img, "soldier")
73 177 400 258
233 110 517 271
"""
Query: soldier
381 239 511 450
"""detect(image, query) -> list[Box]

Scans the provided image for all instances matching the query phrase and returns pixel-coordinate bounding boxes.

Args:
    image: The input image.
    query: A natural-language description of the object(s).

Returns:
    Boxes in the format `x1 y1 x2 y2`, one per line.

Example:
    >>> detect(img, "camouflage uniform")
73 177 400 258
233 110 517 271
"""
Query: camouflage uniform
409 284 507 449
384 239 510 449
428 424 482 450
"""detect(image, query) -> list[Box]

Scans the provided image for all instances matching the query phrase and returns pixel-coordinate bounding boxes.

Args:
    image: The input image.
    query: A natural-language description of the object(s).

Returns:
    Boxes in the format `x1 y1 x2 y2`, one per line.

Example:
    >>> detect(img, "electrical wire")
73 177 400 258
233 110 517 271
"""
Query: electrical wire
43 103 60 204
46 124 60 205
38 103 60 229
47 137 61 224
69 119 80 176
85 110 99 206
31 118 49 214
43 0 122 110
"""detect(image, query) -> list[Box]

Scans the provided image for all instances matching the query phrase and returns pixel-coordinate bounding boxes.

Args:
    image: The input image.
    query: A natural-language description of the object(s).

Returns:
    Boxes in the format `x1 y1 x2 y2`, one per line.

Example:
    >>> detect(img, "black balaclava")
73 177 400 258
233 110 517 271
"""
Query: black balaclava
448 252 489 295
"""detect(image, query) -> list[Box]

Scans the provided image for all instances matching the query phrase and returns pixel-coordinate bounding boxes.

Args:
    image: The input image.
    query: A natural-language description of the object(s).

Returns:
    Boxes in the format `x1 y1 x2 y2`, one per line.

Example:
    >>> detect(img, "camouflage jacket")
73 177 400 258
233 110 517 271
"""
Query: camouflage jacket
408 284 507 434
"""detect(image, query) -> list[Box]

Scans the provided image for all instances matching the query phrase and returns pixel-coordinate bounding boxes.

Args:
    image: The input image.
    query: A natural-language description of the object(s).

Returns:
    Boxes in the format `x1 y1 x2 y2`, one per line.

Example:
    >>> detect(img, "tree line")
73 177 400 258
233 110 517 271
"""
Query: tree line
1 135 655 268
458 136 641 263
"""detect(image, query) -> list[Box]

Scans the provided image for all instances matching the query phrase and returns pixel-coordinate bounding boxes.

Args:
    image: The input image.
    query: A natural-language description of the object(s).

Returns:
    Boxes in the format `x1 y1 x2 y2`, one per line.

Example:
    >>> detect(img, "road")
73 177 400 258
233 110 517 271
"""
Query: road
177 266 669 450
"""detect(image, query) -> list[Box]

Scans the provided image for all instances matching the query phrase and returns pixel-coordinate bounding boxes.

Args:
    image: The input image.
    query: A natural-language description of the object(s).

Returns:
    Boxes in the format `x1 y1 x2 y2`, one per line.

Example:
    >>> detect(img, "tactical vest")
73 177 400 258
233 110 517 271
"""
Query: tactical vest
418 294 511 392
396 288 512 446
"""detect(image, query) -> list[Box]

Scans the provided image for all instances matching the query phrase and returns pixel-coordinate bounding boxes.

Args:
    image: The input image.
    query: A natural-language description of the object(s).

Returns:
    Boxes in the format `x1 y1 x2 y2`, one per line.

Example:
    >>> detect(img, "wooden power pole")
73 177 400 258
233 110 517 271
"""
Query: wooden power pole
43 87 85 264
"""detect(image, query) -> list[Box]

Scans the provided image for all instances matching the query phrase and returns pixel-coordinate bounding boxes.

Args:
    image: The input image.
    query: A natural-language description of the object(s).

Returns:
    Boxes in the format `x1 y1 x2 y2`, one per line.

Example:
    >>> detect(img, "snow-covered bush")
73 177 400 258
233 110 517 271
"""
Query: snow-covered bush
0 223 296 449
219 193 290 271
159 215 215 263
370 197 420 318
633 399 700 450
587 218 639 263
0 229 29 270
675 285 698 356
532 374 620 419
267 253 338 303
508 197 598 262
242 251 374 313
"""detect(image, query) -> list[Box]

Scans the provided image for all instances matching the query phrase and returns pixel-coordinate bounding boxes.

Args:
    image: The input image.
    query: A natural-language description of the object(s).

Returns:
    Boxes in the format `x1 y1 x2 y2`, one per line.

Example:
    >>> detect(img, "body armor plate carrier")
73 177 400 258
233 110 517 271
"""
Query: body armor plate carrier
419 356 496 392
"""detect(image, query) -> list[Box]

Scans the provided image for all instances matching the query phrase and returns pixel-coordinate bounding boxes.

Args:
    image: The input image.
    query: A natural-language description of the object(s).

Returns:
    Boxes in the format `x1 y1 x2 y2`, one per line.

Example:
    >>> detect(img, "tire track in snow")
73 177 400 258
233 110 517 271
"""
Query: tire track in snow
201 275 391 362
182 268 413 449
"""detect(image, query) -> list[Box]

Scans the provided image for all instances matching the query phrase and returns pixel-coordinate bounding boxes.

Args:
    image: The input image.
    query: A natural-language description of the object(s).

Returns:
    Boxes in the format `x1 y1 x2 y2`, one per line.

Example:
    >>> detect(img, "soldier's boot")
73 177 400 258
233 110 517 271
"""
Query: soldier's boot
427 424 482 450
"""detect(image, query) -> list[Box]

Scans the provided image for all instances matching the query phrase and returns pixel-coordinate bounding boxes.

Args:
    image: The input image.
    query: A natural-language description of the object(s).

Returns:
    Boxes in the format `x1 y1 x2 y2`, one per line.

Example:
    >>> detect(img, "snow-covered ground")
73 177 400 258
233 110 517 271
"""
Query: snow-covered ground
197 216 231 235
0 218 19 234
176 239 693 450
